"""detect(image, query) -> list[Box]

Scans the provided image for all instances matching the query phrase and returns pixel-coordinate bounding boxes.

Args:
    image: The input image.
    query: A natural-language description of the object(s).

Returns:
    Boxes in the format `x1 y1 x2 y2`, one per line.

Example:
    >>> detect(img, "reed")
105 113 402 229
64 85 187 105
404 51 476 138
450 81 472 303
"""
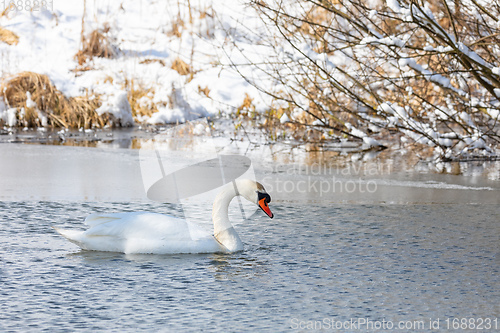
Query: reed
0 71 110 128
124 79 157 119
171 57 192 76
75 25 117 66
0 27 19 45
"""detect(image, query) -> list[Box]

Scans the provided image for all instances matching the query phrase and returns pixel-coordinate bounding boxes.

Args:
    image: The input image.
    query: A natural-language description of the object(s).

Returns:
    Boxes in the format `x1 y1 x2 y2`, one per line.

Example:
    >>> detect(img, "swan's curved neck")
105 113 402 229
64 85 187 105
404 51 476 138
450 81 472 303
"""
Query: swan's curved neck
212 182 243 252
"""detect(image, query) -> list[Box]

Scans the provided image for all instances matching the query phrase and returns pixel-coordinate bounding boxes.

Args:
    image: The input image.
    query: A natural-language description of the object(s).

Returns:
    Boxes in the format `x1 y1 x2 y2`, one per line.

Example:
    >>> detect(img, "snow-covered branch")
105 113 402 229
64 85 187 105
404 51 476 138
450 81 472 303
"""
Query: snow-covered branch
227 0 500 159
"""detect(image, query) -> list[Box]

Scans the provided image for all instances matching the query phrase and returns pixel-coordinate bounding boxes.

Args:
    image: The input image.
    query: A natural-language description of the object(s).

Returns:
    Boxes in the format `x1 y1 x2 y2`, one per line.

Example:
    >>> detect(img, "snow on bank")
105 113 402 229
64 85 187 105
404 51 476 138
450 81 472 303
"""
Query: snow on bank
0 107 17 127
0 0 498 160
96 90 134 126
0 0 270 126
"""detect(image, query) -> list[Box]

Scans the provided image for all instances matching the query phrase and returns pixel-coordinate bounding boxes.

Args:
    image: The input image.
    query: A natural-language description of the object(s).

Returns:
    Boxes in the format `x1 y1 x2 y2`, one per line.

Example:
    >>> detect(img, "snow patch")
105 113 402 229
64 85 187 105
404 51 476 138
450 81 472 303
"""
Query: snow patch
1 108 18 127
148 87 208 124
26 92 36 109
96 90 134 126
280 113 291 124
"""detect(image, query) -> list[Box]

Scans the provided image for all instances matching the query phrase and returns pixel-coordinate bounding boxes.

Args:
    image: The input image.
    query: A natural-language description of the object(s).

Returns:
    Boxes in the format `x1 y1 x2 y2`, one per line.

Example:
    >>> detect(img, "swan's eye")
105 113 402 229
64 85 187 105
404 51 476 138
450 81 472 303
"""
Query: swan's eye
257 191 271 204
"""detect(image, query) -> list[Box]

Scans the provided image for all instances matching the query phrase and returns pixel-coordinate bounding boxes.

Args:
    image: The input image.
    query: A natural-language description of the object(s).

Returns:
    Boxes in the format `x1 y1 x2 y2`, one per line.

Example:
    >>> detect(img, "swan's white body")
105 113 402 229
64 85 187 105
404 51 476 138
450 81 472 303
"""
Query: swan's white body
55 179 273 254
56 212 228 254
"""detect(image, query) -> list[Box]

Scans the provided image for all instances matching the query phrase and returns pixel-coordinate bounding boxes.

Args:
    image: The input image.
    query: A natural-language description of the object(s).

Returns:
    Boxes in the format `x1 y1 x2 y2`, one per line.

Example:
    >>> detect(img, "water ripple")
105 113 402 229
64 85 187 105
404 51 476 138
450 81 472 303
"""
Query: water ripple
0 201 498 331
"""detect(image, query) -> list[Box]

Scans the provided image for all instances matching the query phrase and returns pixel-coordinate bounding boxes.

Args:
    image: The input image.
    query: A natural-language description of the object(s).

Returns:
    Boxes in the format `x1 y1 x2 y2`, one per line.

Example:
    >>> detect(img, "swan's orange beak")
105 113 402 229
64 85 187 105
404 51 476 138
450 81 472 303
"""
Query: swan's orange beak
259 198 274 218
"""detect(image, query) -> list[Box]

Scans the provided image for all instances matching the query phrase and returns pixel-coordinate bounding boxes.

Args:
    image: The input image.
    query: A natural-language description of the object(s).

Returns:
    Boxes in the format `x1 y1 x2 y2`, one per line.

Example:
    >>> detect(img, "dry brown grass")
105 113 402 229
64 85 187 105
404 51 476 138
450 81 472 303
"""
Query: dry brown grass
1 5 13 18
1 72 63 127
168 17 185 38
64 95 106 128
124 79 157 119
139 58 166 66
0 27 19 45
238 93 255 112
171 57 192 76
0 71 114 128
75 25 117 66
198 85 210 97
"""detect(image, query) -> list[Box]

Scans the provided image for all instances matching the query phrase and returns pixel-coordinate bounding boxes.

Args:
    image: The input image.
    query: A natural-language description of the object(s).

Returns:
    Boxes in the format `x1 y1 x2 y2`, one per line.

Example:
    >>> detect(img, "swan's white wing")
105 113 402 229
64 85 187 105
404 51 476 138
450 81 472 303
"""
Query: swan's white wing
83 212 192 240
84 213 122 227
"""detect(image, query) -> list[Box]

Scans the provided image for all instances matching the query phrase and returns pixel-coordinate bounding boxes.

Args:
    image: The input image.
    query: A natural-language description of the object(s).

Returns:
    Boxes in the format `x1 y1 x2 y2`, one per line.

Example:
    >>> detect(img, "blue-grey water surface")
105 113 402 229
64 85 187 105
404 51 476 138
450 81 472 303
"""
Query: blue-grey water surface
0 201 498 332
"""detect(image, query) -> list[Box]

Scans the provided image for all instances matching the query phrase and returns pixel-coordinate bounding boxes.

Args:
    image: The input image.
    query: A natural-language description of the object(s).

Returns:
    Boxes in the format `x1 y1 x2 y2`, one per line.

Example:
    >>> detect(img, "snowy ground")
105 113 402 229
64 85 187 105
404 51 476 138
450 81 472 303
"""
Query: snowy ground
0 0 270 124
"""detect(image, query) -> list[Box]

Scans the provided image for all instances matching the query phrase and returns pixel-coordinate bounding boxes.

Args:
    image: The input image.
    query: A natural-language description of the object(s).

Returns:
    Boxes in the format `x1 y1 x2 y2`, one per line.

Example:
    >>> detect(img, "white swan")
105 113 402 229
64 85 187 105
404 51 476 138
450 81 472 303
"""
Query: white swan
55 179 274 254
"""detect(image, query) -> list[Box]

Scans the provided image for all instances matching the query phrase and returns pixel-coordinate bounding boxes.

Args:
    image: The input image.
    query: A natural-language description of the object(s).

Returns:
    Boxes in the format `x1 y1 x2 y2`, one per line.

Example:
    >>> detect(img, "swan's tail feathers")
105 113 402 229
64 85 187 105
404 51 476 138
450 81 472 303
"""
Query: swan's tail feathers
53 227 85 248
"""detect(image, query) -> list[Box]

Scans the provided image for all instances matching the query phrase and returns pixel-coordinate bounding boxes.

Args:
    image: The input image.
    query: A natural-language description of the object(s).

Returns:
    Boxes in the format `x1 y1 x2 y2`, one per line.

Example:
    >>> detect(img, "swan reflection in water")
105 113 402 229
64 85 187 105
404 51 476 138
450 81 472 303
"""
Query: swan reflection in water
64 249 269 281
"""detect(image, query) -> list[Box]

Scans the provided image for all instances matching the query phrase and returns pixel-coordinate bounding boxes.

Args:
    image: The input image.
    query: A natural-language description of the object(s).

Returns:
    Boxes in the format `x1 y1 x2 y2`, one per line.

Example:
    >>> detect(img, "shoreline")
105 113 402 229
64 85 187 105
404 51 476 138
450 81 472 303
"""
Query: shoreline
1 133 498 203
1 124 499 174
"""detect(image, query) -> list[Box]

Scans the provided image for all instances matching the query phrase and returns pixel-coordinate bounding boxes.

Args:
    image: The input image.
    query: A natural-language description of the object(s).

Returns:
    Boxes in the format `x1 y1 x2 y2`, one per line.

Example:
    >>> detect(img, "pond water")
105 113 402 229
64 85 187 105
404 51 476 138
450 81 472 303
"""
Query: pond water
0 201 498 332
0 141 499 332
